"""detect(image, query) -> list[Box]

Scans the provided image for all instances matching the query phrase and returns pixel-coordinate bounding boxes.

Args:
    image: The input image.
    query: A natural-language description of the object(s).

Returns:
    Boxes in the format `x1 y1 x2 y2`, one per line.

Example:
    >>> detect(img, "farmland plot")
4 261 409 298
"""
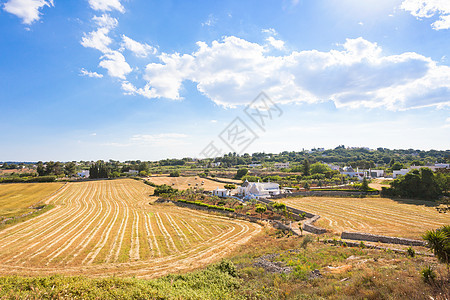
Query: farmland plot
0 182 64 218
0 179 261 278
146 176 228 191
282 197 450 239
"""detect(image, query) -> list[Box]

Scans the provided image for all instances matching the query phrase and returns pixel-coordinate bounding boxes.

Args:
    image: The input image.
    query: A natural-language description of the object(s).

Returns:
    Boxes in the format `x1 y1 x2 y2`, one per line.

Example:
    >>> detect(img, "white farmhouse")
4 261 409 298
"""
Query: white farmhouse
212 188 230 197
238 180 281 198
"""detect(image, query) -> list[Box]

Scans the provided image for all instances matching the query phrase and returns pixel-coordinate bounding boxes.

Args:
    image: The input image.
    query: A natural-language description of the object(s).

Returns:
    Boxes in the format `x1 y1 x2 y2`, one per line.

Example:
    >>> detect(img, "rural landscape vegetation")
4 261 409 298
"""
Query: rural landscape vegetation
1 0 450 299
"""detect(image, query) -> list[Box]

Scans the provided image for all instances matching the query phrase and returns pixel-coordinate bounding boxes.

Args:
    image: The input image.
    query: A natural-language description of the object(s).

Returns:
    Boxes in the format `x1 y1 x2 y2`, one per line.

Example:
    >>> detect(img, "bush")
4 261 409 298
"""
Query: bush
420 266 436 283
153 184 178 196
407 247 415 258
216 260 237 277
300 235 314 249
169 170 180 177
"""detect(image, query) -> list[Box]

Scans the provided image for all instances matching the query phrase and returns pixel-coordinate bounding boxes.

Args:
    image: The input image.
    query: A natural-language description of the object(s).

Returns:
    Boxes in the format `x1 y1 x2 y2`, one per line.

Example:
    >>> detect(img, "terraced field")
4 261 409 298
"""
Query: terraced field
147 176 228 191
0 182 64 218
0 179 261 278
282 197 450 239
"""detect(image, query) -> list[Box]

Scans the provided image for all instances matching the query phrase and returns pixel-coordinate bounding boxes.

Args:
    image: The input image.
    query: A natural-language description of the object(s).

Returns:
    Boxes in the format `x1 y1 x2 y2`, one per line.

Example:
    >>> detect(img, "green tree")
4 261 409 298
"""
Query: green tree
235 168 248 180
360 177 369 192
302 159 310 176
310 162 331 174
36 162 46 176
391 162 404 171
169 170 180 177
64 162 77 176
255 204 267 219
224 184 236 190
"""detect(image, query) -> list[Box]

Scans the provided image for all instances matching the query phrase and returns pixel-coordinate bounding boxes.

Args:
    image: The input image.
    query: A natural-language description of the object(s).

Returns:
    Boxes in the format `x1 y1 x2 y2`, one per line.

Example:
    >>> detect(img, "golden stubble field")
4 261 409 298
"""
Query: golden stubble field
146 176 230 191
0 182 64 218
281 197 450 239
0 179 261 278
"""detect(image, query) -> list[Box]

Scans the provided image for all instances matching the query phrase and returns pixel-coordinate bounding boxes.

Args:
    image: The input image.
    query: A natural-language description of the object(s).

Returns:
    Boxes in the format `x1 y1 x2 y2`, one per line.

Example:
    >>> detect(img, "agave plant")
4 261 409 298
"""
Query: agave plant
423 225 450 264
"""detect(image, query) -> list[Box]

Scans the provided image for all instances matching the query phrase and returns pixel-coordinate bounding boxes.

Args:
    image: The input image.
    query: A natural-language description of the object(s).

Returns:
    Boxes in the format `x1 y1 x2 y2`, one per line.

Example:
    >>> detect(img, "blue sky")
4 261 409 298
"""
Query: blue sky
0 0 449 161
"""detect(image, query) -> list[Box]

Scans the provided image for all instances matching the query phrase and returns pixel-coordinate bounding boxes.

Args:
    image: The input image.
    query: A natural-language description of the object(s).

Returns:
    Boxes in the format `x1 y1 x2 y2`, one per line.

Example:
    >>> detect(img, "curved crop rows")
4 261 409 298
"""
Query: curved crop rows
0 179 261 278
282 197 450 239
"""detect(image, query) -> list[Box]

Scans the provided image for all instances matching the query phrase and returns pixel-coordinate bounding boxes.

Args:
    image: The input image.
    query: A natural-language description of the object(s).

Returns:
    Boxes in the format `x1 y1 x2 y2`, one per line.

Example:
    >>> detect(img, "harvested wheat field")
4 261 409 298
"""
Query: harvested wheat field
281 197 450 239
0 179 261 278
146 176 228 191
0 182 64 218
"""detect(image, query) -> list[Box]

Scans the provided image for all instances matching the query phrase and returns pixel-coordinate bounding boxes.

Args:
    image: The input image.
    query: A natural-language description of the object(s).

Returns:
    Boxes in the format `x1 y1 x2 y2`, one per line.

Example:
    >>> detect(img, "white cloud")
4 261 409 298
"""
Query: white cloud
92 14 118 29
121 35 157 57
266 36 285 50
3 0 53 25
88 0 124 13
99 51 132 79
126 36 450 110
80 68 103 78
401 0 450 30
81 27 112 53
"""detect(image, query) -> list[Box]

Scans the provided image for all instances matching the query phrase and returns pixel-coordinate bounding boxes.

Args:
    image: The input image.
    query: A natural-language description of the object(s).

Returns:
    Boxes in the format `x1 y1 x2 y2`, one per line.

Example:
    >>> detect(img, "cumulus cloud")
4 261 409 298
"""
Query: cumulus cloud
401 0 450 30
121 35 157 57
3 0 53 25
266 36 285 50
92 13 118 29
80 68 103 78
123 36 450 110
81 27 112 53
99 51 132 79
88 0 124 13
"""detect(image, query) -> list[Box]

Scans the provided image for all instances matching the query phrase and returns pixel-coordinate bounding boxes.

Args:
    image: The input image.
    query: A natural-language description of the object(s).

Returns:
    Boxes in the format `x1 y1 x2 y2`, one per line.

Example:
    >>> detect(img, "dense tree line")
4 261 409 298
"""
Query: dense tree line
382 168 449 200
89 162 110 179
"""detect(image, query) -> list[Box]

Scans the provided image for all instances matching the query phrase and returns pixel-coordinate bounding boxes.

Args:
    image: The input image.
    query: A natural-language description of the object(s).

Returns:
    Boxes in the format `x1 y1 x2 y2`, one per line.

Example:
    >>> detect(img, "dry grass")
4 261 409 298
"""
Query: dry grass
368 178 392 191
0 182 64 218
0 179 261 278
281 196 450 239
146 176 228 191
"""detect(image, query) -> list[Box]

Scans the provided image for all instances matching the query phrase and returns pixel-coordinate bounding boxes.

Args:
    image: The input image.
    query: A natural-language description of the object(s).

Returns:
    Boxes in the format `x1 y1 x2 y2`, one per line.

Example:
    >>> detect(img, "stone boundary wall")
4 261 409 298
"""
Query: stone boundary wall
257 198 327 234
341 231 426 246
303 215 328 234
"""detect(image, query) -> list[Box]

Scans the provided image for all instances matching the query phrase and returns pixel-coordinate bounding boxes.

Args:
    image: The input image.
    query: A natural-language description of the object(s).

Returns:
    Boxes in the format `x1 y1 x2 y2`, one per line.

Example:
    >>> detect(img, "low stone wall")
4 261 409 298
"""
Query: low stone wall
303 215 327 234
341 231 426 246
257 198 327 234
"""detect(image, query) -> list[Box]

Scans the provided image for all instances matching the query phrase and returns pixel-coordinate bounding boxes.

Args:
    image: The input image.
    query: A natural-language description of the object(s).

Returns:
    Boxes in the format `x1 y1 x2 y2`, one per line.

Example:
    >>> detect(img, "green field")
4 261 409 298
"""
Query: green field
0 182 64 219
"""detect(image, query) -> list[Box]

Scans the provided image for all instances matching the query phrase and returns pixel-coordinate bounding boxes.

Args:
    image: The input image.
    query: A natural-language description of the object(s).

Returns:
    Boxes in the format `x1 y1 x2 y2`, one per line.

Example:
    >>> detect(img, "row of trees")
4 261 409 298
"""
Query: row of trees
89 162 110 179
382 168 449 200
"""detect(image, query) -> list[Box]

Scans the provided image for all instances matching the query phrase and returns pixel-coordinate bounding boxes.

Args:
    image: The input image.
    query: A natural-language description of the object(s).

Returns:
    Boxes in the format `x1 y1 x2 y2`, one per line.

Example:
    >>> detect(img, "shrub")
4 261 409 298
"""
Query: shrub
169 170 180 177
420 266 436 283
300 235 314 249
216 260 237 277
153 184 178 196
407 247 415 258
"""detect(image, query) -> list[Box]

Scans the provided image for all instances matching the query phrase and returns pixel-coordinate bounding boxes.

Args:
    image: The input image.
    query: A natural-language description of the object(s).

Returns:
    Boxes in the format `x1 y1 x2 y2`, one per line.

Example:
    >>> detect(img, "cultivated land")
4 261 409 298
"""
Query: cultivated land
146 176 228 191
0 182 64 218
0 179 261 278
281 197 450 239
